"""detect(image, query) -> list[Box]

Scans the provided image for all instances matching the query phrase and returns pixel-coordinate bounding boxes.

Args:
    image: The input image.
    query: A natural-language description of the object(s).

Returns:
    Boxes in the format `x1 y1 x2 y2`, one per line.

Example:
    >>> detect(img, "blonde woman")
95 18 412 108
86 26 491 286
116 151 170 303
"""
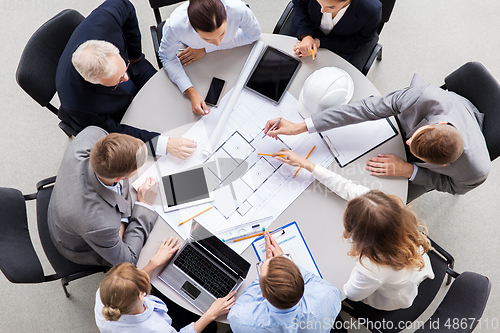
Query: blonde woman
95 237 236 332
272 149 434 311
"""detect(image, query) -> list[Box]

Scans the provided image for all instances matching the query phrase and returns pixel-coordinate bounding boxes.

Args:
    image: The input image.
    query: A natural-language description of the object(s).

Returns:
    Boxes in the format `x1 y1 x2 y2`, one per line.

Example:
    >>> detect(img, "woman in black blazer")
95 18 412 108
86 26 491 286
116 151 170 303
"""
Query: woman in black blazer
292 0 381 60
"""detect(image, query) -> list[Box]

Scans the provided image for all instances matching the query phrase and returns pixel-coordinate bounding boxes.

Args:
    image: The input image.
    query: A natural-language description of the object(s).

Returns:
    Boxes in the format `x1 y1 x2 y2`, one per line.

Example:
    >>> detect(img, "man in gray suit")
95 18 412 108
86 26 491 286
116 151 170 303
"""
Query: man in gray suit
48 126 160 266
265 74 491 201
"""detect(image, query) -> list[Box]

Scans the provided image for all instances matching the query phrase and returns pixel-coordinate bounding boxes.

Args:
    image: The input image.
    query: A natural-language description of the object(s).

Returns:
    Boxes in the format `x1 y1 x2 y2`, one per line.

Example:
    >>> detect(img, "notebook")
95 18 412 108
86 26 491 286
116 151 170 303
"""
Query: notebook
320 118 398 167
159 220 251 312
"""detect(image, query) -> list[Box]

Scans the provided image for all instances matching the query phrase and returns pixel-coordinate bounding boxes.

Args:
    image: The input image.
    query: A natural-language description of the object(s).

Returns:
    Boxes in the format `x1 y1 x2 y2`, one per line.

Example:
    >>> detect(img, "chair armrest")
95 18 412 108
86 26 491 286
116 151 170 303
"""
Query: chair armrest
428 236 459 285
273 1 294 34
36 176 57 191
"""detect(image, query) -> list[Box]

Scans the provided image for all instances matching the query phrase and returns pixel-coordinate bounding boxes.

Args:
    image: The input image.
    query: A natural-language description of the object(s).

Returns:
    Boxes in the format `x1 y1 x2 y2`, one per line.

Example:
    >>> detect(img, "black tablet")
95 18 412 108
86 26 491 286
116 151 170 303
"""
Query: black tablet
244 46 301 104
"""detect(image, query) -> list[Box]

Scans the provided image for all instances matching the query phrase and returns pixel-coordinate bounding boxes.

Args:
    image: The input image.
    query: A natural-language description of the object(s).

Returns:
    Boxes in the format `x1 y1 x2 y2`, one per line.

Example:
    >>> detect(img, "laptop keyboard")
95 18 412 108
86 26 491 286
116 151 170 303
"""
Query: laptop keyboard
174 244 237 298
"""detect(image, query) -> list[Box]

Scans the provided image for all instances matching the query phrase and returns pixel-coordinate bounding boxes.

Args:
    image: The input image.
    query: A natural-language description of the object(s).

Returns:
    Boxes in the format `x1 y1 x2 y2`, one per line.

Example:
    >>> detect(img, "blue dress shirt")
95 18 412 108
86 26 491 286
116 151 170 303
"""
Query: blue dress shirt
228 266 342 333
158 0 261 93
95 291 197 333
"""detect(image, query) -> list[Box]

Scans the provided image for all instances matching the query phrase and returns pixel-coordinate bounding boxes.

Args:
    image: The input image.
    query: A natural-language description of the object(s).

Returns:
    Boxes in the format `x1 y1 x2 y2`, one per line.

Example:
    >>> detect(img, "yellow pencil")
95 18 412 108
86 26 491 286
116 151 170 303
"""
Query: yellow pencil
233 231 265 243
311 48 315 60
258 153 286 157
293 145 316 178
178 206 213 226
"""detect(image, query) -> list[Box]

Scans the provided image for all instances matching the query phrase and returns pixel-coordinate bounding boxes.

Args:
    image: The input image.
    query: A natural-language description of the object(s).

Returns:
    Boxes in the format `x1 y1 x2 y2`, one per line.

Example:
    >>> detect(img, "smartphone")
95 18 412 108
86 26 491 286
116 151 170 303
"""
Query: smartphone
205 77 226 107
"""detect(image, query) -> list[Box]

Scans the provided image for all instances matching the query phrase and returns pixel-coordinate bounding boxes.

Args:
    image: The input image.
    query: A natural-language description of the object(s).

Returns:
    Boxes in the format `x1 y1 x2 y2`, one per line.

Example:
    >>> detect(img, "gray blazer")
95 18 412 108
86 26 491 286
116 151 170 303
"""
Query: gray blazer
310 73 491 195
48 126 158 266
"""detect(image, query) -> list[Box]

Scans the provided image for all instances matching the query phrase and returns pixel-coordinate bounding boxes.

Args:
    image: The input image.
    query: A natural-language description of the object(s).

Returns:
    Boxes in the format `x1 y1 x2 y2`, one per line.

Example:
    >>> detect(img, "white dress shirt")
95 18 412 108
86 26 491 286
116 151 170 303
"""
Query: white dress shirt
159 0 261 93
310 164 434 310
319 4 350 35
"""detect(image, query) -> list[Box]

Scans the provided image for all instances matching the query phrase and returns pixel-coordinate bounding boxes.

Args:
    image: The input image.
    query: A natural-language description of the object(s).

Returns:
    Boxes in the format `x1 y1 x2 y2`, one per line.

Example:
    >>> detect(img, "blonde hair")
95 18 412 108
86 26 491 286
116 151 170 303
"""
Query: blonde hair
99 263 151 321
410 124 464 165
343 190 430 271
72 40 120 84
90 133 147 179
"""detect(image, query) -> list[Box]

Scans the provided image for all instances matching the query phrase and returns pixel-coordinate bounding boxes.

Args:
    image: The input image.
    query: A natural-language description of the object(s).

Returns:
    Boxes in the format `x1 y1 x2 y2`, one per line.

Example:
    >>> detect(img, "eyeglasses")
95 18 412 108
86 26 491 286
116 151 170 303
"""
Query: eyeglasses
111 60 130 90
256 253 292 276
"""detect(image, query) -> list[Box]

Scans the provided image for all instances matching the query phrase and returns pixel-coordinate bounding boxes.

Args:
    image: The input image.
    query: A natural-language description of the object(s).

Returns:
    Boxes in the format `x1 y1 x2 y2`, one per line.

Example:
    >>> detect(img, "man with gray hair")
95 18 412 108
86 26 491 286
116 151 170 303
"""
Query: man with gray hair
56 0 196 159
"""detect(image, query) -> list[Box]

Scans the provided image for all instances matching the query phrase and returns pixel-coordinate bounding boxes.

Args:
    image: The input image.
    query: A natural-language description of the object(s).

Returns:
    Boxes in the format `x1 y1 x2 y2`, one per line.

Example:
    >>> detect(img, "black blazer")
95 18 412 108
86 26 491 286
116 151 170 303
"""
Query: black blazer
292 0 382 55
56 0 158 142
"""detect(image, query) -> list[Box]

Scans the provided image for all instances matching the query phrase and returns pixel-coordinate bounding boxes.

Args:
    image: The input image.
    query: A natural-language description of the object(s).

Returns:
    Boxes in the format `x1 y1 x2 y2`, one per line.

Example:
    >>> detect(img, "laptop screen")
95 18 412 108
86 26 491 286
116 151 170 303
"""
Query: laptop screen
191 221 251 278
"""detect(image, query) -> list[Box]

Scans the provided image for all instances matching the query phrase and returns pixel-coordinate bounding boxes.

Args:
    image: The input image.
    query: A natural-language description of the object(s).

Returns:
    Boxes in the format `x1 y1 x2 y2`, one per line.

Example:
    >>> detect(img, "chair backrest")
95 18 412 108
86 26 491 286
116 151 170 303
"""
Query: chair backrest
0 188 45 283
378 0 396 34
36 179 101 278
15 9 84 113
416 272 491 333
443 62 500 161
149 0 185 25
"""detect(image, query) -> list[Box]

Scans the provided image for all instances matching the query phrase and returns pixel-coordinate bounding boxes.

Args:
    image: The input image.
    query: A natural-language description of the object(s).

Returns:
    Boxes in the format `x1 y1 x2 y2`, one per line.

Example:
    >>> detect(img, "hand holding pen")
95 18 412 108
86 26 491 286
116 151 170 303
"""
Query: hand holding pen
263 118 308 139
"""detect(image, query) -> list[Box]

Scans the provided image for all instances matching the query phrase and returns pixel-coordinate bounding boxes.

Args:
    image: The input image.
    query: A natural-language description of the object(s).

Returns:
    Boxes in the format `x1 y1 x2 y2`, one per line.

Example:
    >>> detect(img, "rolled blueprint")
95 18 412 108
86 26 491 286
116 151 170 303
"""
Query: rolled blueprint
202 40 266 158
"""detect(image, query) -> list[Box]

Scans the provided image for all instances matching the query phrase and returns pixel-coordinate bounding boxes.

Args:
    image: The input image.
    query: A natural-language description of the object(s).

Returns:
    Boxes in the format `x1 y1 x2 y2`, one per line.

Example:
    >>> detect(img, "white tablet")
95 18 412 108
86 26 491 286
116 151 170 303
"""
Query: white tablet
159 167 214 213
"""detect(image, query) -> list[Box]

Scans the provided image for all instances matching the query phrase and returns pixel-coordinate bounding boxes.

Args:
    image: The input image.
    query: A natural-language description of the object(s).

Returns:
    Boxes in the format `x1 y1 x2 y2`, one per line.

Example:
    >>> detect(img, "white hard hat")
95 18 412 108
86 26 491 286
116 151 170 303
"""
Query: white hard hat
298 67 354 118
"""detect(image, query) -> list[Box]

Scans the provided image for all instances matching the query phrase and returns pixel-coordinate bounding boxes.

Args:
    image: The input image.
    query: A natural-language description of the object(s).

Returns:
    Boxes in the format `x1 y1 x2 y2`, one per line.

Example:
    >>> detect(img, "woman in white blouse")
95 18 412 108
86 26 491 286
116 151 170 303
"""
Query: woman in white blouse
272 148 434 311
94 237 236 333
158 0 261 115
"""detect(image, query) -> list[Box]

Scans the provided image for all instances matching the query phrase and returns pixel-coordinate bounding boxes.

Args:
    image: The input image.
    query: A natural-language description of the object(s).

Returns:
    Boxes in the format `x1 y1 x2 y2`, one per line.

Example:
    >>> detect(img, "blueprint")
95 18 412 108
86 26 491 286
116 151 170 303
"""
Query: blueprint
134 89 334 253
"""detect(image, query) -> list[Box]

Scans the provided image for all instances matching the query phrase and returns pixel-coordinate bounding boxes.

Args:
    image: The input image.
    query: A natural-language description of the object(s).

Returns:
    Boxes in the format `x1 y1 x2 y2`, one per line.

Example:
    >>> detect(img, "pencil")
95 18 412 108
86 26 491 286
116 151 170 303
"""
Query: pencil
293 145 316 178
311 48 315 60
258 153 286 157
178 206 213 226
233 231 265 243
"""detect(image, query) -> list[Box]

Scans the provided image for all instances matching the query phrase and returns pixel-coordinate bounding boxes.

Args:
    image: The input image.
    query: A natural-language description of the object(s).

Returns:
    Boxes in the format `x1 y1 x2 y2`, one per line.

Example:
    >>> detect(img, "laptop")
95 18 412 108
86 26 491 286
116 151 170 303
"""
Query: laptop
159 220 251 312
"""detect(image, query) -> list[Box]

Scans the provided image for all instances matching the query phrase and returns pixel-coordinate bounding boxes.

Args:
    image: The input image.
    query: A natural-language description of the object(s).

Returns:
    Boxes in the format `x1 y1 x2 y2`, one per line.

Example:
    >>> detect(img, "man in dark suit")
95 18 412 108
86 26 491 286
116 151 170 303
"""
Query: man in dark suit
292 0 381 59
56 0 157 143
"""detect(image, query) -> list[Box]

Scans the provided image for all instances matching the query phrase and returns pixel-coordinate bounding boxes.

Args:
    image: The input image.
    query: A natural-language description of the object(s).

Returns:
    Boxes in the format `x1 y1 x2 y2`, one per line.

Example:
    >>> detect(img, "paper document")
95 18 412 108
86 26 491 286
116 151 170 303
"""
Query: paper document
133 90 334 254
320 118 398 167
252 222 322 277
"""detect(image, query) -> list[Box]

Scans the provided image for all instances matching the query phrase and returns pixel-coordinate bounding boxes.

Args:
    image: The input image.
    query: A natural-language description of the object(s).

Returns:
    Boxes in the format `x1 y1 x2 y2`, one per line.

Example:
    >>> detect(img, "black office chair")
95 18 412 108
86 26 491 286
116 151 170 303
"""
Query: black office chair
341 237 460 333
273 0 397 75
441 62 500 161
0 177 107 297
16 9 84 138
149 0 186 69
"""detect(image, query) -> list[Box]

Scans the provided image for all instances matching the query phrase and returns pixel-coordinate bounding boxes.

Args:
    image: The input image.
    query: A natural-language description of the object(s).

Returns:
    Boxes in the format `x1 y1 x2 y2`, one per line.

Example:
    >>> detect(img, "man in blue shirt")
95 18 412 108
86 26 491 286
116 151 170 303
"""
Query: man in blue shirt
228 231 342 333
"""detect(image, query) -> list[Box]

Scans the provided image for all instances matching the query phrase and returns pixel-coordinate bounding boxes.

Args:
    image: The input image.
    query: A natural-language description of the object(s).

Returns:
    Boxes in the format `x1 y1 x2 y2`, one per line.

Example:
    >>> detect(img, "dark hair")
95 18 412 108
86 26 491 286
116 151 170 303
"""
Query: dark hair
90 133 147 179
259 256 304 309
343 190 430 271
409 124 464 165
188 0 227 33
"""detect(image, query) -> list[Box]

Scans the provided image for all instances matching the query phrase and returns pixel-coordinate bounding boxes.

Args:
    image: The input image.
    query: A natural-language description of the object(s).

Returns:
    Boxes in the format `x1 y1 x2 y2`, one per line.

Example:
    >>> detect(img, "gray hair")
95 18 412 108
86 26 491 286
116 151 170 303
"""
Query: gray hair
72 40 120 84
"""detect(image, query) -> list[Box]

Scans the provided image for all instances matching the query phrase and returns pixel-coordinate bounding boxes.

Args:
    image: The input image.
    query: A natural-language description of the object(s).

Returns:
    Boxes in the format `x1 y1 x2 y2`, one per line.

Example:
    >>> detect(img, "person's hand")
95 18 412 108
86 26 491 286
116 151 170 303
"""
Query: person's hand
185 87 210 115
178 47 206 65
264 231 284 259
149 237 181 268
366 154 415 178
272 148 315 172
205 291 237 320
137 177 159 205
293 36 318 58
264 118 307 139
167 137 197 160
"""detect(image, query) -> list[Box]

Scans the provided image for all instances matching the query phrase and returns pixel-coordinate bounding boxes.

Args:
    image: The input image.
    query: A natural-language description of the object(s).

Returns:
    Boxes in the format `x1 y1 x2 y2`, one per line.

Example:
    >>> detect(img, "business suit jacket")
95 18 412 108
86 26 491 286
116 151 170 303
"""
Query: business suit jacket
292 0 381 55
48 126 158 266
56 0 158 142
310 73 491 195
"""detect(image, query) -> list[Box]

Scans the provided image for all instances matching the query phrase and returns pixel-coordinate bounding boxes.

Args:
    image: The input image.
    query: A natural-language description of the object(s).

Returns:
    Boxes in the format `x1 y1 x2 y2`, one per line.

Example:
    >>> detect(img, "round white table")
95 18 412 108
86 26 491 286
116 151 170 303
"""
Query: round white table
123 34 408 319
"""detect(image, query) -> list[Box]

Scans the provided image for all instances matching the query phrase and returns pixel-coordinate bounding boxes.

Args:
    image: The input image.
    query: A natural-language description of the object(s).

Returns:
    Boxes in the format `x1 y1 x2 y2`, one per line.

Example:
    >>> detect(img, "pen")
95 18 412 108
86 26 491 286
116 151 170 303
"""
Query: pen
258 153 286 157
293 145 316 178
178 206 213 226
311 47 315 60
262 118 282 138
225 229 266 243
